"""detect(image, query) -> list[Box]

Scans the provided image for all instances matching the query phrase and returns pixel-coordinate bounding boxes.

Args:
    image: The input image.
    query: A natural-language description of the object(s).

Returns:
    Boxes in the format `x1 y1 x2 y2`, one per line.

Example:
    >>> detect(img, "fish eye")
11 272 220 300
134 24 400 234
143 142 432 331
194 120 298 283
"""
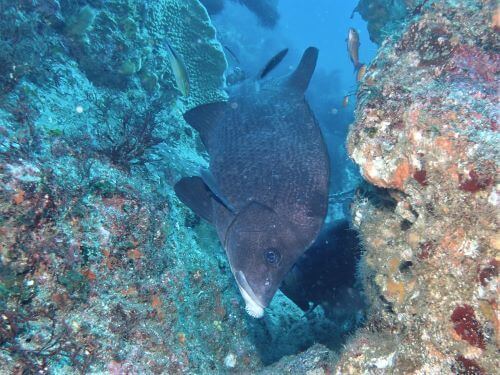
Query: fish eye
264 248 281 265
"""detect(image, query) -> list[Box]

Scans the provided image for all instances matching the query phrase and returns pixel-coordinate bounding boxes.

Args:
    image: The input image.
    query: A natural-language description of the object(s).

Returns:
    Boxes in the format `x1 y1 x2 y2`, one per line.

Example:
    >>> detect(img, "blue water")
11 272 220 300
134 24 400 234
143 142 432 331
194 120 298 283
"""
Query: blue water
214 0 376 90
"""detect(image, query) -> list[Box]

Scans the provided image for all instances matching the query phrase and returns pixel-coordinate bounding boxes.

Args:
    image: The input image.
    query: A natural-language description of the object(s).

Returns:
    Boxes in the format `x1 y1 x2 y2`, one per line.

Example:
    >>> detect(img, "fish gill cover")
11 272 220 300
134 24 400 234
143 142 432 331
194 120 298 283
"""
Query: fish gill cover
0 0 498 374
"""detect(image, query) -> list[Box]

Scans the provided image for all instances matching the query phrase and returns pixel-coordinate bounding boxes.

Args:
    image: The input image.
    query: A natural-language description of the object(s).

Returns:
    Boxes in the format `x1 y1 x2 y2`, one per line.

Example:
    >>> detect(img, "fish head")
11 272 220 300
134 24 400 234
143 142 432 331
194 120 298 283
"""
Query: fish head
348 28 359 43
224 201 302 318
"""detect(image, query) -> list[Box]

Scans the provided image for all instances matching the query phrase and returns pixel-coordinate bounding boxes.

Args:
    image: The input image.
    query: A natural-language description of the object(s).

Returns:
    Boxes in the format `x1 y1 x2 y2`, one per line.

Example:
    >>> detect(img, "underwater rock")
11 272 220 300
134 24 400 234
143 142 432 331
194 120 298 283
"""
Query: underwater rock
201 0 280 28
259 343 338 374
340 0 498 373
0 1 260 373
353 0 427 44
61 0 226 103
65 5 97 36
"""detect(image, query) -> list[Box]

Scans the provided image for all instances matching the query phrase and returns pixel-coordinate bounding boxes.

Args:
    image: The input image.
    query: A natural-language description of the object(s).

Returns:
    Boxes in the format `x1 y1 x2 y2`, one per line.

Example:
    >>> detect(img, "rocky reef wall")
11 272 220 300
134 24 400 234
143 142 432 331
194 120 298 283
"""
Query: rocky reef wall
257 0 498 373
353 0 428 44
0 1 269 373
338 0 498 373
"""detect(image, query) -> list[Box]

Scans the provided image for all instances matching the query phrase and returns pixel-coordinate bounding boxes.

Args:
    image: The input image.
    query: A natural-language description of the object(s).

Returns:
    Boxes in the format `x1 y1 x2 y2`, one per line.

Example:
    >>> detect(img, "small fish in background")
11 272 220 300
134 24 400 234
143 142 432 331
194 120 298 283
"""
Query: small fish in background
165 39 190 97
342 95 350 107
223 45 241 65
226 67 247 86
347 27 363 71
224 46 288 86
259 48 289 79
356 64 367 82
350 5 359 19
223 45 247 86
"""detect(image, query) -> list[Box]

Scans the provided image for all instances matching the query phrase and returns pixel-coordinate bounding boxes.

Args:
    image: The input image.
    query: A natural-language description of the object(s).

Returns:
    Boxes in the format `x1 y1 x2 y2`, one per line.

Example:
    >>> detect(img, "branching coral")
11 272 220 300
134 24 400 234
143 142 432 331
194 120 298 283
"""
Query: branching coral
86 94 166 171
0 307 95 373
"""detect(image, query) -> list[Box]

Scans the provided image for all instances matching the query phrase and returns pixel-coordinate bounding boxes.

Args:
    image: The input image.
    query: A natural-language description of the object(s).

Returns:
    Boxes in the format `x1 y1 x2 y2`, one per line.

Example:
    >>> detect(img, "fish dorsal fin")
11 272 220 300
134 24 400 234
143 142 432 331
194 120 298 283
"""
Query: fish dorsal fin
287 47 319 92
259 48 289 79
200 169 236 213
174 176 214 223
183 102 228 148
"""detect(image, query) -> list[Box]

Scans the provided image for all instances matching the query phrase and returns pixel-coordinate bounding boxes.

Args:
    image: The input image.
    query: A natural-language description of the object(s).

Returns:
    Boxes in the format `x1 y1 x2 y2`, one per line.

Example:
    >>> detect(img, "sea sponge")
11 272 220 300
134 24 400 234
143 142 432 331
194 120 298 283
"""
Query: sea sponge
451 305 485 349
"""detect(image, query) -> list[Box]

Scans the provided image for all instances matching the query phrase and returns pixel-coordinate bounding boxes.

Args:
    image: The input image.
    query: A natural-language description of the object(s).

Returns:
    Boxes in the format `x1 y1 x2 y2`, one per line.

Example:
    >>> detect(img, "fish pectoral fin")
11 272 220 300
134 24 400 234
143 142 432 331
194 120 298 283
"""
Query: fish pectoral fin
183 102 228 149
174 176 215 223
200 170 236 213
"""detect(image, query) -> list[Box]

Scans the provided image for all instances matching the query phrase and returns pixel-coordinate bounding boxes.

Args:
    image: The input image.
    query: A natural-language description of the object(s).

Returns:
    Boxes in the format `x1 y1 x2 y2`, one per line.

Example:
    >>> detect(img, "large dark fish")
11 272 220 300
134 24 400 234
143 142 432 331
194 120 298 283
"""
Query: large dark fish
280 220 361 313
175 47 329 318
347 28 362 71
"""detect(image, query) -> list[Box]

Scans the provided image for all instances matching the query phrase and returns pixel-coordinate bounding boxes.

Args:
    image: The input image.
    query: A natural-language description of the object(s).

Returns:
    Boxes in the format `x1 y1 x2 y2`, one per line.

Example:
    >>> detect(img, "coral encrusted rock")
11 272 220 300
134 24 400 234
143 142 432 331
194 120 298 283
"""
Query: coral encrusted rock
0 1 262 374
338 0 499 373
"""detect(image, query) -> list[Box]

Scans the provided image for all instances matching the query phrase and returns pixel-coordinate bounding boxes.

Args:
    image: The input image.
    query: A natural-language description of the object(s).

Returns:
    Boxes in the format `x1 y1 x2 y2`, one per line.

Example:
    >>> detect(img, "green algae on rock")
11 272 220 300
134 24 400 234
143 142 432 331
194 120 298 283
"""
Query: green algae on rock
65 5 97 36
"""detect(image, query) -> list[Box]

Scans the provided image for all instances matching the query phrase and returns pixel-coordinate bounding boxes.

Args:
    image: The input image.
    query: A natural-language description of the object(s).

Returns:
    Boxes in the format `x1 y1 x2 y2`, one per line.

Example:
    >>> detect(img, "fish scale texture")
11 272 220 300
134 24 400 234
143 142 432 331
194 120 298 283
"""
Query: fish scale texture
184 72 331 312
210 81 329 234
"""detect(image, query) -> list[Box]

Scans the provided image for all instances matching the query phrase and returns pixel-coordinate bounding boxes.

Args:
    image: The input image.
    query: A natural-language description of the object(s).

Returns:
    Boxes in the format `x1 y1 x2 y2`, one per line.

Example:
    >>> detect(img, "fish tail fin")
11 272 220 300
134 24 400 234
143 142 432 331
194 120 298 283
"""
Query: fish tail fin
353 62 363 73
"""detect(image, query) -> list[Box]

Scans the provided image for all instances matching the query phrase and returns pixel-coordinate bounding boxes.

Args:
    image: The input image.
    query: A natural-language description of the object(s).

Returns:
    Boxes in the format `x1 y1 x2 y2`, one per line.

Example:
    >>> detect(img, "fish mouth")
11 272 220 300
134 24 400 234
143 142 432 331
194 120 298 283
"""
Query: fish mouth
234 271 265 318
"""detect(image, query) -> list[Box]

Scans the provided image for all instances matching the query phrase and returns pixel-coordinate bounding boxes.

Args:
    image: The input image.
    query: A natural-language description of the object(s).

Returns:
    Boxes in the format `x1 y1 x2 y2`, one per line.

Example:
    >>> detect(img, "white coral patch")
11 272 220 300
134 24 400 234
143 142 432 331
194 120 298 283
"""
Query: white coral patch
372 157 386 175
351 147 366 165
353 209 363 226
224 353 236 368
460 239 479 258
369 352 396 369
488 188 498 206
